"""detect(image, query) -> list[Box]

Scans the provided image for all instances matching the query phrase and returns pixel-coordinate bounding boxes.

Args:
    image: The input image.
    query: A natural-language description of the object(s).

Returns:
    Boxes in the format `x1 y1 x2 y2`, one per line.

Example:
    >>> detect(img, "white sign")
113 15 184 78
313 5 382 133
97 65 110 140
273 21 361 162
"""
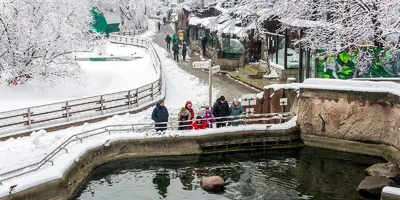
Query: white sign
192 61 210 69
211 65 220 74
280 98 288 106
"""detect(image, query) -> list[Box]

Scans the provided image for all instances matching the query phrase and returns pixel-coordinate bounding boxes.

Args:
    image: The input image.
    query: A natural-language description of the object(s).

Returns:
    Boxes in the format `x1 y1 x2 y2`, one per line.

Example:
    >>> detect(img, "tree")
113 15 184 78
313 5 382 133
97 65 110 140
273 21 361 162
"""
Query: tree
0 0 97 86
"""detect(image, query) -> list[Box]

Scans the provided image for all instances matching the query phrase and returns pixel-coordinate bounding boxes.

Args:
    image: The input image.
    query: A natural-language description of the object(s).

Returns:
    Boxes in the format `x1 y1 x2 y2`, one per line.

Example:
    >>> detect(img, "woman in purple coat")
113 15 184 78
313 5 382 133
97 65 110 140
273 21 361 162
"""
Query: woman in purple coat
202 109 215 128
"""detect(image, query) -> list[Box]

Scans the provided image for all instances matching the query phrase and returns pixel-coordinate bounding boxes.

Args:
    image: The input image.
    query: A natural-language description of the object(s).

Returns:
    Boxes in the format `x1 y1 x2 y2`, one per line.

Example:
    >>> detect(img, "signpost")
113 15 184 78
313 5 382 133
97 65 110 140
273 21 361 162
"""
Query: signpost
192 60 215 109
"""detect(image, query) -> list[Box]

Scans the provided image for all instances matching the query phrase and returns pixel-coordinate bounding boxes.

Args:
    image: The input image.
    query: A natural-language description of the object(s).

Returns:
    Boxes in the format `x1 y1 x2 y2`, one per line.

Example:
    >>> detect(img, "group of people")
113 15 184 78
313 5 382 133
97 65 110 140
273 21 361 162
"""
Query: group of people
151 96 243 132
165 33 187 62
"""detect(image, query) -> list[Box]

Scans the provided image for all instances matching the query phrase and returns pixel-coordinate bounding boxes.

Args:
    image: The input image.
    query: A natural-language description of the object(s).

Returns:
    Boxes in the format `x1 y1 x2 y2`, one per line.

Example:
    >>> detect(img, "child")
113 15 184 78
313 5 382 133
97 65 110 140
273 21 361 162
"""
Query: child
202 109 215 128
178 107 191 130
192 116 207 130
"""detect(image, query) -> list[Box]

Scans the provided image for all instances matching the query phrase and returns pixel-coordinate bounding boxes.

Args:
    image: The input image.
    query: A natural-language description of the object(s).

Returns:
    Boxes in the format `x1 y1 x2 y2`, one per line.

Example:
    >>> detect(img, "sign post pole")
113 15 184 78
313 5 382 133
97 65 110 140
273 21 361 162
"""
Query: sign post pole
209 59 212 109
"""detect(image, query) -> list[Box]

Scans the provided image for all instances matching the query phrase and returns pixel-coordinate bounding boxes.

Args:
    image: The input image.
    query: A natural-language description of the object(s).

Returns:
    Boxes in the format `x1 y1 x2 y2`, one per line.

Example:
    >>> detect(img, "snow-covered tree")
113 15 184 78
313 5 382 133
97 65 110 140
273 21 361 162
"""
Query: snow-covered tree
218 0 400 54
94 0 165 28
0 0 97 86
183 0 220 8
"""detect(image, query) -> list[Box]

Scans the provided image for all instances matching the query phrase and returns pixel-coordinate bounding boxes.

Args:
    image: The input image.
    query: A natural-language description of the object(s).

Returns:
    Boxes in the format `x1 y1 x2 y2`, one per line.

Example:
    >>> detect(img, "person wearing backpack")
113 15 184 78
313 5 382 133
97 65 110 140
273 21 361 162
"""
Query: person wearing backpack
172 43 180 62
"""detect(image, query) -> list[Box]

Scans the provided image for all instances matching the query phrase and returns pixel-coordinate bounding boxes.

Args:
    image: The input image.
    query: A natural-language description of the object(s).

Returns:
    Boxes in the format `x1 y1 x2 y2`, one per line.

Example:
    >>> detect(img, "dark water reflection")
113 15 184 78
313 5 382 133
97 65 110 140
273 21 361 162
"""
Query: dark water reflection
73 147 386 200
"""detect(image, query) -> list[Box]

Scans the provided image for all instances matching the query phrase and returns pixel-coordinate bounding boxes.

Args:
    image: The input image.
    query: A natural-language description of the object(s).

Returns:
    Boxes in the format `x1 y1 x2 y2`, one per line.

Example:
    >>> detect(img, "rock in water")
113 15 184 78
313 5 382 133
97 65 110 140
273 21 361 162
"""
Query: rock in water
365 162 400 180
200 176 225 192
357 176 395 197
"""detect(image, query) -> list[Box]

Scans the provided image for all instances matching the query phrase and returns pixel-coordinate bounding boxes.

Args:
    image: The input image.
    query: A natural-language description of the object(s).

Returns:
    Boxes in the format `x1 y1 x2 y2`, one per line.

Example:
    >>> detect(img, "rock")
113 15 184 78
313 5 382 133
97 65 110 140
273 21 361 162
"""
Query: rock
365 162 400 179
357 176 395 197
200 176 225 192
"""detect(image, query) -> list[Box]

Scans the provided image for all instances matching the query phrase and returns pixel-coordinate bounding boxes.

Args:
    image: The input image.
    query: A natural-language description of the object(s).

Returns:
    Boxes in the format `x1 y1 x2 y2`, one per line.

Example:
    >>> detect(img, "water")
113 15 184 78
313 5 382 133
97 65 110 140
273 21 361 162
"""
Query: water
73 147 386 200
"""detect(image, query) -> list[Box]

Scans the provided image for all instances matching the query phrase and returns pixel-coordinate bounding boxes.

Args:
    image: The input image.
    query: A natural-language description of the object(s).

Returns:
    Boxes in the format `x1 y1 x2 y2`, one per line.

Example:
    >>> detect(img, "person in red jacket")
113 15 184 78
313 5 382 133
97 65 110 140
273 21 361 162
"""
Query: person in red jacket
185 101 195 129
192 116 207 130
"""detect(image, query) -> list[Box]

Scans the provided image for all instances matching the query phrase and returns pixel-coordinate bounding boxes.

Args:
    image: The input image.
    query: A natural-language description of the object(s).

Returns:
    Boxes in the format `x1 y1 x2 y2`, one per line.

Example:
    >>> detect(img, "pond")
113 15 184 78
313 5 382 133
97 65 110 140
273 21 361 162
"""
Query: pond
73 147 385 200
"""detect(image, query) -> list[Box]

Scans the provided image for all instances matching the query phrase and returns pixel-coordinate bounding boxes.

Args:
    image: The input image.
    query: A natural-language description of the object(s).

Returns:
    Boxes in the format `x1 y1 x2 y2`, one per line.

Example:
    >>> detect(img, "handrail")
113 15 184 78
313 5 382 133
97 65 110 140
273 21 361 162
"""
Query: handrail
0 34 163 137
0 112 294 185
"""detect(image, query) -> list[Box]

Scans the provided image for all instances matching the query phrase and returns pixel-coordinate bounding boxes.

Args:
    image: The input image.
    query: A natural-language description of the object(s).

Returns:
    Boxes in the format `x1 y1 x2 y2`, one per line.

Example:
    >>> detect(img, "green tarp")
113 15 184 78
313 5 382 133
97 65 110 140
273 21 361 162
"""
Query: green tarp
90 8 120 34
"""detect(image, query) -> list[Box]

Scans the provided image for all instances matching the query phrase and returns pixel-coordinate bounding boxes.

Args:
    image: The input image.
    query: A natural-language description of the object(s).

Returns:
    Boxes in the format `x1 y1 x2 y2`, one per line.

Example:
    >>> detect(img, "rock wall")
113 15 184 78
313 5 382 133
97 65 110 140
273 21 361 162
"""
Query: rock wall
298 88 400 149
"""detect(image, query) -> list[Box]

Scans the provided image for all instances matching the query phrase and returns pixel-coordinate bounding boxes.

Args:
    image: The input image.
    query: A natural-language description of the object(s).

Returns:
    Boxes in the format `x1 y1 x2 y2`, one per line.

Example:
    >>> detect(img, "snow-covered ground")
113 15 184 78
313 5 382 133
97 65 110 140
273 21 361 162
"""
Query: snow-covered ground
0 42 157 112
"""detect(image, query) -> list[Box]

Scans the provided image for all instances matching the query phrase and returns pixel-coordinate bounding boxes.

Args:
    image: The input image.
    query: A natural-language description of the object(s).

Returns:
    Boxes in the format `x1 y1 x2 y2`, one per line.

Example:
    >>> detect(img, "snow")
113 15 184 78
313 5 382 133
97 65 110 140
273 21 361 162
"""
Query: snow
264 78 400 96
0 34 229 196
188 16 248 38
279 18 329 28
0 42 157 112
103 12 120 24
0 116 297 198
382 186 400 196
263 68 279 79
269 62 285 70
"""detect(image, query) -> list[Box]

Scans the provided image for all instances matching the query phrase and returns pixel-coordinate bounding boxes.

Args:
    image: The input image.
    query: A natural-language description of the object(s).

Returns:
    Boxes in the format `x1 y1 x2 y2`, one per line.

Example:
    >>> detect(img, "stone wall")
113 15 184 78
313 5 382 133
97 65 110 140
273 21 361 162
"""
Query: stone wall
297 88 400 151
276 68 299 81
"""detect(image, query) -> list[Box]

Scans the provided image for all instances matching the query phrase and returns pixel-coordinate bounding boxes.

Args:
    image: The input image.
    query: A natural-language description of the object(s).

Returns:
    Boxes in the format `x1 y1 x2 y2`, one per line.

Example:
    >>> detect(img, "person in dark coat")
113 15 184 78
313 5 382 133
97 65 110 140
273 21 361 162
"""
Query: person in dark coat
178 107 191 130
201 36 208 56
212 96 231 128
182 42 187 61
228 99 243 126
152 99 169 132
158 21 161 31
172 43 179 62
163 17 166 25
165 34 171 51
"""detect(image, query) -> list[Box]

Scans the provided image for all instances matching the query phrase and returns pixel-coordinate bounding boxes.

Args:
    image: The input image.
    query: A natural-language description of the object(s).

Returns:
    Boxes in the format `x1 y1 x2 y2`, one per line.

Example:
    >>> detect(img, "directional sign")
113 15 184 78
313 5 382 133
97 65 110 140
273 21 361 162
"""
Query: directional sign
211 65 220 74
280 98 288 106
192 61 210 69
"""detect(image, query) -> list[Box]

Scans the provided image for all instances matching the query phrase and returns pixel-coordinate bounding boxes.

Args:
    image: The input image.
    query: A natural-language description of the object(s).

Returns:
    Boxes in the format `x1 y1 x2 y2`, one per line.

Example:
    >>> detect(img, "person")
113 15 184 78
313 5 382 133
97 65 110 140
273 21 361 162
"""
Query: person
163 17 166 25
165 34 171 51
171 33 179 44
185 101 195 129
158 21 161 31
201 36 207 56
178 107 191 130
212 96 230 128
192 116 207 130
228 99 243 126
172 43 180 62
152 99 169 132
182 42 187 61
202 109 215 128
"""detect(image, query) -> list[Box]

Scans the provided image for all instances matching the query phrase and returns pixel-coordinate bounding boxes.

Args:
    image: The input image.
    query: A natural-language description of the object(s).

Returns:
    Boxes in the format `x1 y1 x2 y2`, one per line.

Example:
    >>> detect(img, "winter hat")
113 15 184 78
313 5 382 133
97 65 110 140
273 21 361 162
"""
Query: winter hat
196 115 202 120
181 107 186 112
158 99 164 104
219 96 225 101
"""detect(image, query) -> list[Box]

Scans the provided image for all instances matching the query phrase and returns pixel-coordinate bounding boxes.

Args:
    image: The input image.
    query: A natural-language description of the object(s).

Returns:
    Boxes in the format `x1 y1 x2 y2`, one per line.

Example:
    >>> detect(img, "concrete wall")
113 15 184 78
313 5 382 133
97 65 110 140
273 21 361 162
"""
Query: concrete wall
0 127 299 200
297 88 400 164
276 68 299 81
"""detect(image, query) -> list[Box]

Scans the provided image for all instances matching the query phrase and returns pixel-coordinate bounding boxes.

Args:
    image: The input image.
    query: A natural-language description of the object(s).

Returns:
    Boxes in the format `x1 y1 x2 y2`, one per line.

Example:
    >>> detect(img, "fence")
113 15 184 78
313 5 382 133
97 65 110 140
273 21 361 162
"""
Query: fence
0 112 294 185
0 36 163 138
112 26 148 37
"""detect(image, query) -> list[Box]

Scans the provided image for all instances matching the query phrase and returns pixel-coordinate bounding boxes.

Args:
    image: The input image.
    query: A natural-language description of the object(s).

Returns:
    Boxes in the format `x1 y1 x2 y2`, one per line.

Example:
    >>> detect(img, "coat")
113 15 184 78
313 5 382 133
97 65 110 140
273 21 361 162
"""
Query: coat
229 103 243 126
192 121 207 130
165 35 171 43
185 101 194 120
212 99 230 120
152 103 169 123
203 109 215 128
178 110 191 130
172 45 179 54
171 34 179 43
182 44 187 54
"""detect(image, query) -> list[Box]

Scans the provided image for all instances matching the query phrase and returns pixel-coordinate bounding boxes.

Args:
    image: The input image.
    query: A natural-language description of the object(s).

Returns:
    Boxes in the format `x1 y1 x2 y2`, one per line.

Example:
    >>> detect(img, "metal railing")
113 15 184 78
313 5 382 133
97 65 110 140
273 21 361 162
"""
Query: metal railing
111 26 148 36
0 112 294 185
0 36 163 137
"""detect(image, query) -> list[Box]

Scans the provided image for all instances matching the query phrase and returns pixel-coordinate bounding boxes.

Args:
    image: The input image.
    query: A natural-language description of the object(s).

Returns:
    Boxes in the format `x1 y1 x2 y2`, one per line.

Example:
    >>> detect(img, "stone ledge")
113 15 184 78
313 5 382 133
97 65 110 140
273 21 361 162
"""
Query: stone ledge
0 127 299 200
301 134 400 165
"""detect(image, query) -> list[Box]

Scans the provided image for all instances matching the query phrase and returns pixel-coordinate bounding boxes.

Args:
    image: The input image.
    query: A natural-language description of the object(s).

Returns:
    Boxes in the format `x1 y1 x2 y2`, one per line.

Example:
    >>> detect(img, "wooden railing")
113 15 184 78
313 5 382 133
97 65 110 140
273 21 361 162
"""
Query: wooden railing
0 36 163 138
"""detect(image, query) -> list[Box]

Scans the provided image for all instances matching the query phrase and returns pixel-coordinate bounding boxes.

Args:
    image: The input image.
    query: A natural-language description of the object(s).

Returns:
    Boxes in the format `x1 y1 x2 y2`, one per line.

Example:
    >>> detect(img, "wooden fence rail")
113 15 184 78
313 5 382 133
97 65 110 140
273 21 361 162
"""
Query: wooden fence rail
0 35 163 137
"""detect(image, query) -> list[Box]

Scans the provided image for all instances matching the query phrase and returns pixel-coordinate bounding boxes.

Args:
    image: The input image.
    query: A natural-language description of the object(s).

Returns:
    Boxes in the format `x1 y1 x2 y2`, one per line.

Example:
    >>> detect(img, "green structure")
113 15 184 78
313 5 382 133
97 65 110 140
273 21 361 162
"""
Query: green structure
91 8 120 34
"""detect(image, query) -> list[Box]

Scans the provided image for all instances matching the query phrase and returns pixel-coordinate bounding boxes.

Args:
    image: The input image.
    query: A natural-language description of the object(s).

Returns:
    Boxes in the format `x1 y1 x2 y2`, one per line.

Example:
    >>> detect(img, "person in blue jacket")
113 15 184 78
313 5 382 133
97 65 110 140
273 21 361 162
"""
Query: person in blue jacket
152 99 169 132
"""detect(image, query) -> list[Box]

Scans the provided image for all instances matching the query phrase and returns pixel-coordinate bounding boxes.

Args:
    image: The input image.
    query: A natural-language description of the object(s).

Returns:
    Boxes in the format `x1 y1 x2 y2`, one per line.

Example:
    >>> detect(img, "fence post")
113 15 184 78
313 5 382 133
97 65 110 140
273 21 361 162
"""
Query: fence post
127 91 131 106
65 101 70 121
135 89 139 107
100 96 104 114
27 108 32 128
151 83 154 100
